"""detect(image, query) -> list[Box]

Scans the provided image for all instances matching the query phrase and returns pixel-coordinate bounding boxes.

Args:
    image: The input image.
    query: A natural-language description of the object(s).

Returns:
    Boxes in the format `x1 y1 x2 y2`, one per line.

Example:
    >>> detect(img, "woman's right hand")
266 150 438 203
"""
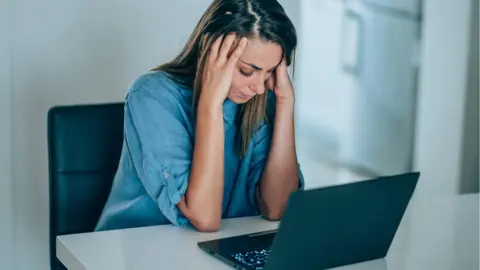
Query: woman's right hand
200 33 248 107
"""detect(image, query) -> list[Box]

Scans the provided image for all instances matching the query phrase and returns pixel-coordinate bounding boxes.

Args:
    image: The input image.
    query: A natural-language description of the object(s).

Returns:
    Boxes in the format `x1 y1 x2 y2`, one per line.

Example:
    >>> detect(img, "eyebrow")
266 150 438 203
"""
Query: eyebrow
239 60 263 71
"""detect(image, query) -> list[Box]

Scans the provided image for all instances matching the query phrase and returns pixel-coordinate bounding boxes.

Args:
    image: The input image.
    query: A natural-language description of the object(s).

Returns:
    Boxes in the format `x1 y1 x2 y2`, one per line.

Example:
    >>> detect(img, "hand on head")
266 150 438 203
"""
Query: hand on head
201 33 248 106
266 57 295 104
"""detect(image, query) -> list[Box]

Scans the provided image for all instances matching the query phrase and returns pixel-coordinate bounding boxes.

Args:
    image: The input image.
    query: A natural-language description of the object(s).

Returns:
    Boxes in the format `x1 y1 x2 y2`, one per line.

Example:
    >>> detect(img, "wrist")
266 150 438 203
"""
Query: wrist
275 92 294 104
274 99 294 121
198 96 223 117
276 97 294 109
199 90 225 108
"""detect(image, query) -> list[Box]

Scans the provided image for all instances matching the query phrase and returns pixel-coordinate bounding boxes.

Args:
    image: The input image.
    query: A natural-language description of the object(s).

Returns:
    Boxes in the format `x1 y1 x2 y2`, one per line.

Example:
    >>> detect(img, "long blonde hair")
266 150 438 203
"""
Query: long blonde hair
153 0 297 155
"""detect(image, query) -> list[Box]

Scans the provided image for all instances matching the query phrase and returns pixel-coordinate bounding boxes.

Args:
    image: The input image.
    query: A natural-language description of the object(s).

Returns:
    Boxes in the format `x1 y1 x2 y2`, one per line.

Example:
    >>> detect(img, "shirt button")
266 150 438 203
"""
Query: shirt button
163 172 169 179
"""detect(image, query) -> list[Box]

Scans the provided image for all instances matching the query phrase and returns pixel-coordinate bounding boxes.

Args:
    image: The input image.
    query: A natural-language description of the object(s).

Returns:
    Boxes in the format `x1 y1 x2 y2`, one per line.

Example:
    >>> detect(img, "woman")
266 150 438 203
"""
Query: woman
95 0 304 232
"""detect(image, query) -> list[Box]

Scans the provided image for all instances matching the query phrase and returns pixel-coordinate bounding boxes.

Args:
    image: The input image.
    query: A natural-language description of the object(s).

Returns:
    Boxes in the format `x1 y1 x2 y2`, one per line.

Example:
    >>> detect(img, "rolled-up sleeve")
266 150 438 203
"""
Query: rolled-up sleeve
124 87 192 226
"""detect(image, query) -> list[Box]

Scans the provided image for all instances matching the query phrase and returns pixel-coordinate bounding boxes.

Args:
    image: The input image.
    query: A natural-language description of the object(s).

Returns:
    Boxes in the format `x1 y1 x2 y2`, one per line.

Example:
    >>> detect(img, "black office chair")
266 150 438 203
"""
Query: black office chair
47 102 124 270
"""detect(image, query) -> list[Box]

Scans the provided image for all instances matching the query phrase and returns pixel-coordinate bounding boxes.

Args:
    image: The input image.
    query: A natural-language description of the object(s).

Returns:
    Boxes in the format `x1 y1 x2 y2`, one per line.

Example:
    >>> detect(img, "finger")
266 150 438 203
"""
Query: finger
218 33 237 62
267 74 275 91
209 34 224 62
226 37 248 69
276 57 287 75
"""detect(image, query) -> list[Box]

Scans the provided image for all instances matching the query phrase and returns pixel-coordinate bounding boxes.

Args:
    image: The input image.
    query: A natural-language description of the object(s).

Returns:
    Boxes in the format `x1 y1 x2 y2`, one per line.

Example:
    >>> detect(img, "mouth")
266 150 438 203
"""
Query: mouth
238 92 255 100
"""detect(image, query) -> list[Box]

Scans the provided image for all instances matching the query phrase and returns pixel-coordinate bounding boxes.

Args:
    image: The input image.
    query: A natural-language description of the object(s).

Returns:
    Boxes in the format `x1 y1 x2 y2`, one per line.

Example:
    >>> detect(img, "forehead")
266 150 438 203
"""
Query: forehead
239 38 283 70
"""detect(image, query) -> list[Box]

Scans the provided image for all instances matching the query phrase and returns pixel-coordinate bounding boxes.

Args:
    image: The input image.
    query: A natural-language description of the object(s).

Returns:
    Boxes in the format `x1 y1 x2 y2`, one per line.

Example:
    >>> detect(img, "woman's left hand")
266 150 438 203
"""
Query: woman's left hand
267 57 295 105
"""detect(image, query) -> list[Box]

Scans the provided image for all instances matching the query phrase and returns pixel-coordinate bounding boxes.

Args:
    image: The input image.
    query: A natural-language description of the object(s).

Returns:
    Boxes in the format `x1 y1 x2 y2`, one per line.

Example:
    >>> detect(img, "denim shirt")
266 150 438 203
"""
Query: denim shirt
95 70 305 231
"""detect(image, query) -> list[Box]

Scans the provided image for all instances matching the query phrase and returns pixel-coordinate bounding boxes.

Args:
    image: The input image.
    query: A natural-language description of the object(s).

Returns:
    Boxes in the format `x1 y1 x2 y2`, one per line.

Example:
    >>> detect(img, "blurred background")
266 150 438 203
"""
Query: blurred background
0 0 478 269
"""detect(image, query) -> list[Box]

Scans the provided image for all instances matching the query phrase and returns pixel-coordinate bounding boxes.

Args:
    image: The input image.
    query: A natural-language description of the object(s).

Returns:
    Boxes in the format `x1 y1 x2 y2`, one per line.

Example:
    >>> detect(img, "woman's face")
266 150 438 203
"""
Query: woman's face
228 38 283 104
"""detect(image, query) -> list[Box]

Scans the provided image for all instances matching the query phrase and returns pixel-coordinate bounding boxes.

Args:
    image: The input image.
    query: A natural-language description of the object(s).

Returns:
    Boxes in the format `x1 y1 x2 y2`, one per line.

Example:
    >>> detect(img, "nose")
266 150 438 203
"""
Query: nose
251 75 266 95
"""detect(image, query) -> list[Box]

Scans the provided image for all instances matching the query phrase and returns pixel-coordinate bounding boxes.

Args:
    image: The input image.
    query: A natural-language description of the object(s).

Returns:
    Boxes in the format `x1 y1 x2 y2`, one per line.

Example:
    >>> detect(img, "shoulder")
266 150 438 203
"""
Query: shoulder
126 71 192 103
125 70 193 114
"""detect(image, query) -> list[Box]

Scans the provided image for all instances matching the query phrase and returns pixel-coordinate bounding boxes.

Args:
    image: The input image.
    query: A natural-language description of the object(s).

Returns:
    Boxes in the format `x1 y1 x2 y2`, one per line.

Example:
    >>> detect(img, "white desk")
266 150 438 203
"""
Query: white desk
57 193 479 270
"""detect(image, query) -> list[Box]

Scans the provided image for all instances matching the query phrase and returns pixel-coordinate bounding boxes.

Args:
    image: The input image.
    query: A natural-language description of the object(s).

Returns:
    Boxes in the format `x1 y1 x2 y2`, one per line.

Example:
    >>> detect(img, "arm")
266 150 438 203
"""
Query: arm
256 99 300 220
254 57 303 220
177 34 248 232
126 35 246 232
125 87 224 232
176 99 224 232
125 80 228 232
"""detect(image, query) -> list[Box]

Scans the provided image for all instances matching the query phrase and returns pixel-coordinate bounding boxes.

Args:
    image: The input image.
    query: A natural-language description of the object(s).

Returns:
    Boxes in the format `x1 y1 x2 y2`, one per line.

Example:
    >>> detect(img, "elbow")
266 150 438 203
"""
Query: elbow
177 196 221 232
260 201 286 221
263 210 283 221
260 204 285 221
191 216 221 232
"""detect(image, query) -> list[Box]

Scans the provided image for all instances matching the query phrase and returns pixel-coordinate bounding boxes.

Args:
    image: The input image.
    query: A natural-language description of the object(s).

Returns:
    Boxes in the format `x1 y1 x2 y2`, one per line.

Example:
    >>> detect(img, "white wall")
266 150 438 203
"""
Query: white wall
9 0 211 269
294 0 360 187
0 0 13 268
296 0 350 137
413 0 479 195
7 1 299 269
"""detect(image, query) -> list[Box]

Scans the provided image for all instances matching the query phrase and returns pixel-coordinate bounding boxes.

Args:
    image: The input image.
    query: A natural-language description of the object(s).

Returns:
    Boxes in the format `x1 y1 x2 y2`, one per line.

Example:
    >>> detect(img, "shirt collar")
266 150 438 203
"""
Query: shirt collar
222 98 239 125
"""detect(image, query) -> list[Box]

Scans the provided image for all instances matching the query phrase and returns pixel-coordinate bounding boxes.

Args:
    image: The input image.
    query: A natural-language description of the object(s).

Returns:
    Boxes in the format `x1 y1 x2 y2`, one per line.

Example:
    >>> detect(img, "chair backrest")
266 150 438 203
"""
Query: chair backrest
47 102 124 269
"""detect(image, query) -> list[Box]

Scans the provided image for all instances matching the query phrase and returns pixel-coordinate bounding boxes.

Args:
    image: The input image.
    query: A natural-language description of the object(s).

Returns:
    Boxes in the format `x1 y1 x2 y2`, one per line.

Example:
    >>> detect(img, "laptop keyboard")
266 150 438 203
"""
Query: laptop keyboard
231 248 271 269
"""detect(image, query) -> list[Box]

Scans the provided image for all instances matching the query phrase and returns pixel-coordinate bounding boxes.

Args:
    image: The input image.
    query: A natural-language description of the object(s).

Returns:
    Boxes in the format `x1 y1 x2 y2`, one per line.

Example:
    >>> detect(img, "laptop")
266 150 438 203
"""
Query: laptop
197 172 420 270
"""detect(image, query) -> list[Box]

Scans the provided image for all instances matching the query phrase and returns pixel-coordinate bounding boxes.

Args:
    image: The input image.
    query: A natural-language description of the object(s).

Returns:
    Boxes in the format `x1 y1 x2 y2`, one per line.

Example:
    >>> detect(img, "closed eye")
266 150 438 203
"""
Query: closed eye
240 69 254 77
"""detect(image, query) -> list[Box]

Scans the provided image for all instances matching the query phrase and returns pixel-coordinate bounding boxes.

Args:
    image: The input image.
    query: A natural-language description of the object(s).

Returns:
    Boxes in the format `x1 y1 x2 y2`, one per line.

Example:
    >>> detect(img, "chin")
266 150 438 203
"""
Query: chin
228 96 249 104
